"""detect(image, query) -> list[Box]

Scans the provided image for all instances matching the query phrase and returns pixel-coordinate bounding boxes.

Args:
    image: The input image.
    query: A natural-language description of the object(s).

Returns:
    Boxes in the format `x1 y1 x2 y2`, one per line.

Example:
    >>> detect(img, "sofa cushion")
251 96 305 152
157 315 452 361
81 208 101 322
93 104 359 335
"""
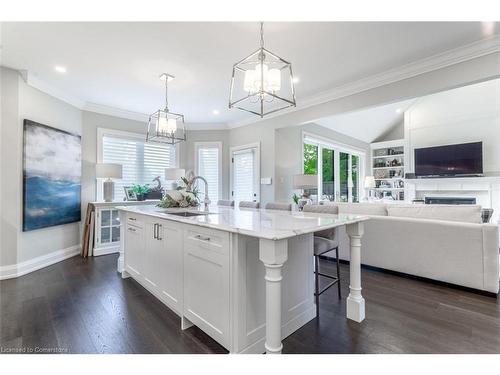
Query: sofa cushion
386 204 482 224
336 202 388 216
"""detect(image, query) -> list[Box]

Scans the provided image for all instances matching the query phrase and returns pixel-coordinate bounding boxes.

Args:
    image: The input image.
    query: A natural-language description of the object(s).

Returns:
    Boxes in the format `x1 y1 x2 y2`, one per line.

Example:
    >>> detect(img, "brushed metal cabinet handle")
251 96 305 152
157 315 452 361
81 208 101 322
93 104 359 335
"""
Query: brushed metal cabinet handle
157 224 162 241
195 234 210 241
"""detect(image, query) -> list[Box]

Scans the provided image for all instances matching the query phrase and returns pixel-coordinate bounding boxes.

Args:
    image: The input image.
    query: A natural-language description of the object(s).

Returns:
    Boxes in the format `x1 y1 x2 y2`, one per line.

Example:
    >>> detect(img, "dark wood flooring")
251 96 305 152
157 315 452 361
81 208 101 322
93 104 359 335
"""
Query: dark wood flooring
1 254 499 354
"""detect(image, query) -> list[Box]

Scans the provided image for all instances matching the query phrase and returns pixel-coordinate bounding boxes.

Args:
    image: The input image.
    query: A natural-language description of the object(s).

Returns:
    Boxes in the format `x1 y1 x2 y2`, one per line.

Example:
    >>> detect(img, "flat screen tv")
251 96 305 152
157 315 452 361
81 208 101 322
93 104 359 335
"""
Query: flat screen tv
414 142 483 177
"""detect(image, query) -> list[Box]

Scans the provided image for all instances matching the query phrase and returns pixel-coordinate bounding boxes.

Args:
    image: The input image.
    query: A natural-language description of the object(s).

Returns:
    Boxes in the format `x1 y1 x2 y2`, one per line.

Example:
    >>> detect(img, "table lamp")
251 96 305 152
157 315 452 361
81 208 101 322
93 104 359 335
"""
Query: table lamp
364 175 376 200
293 174 318 210
96 163 123 202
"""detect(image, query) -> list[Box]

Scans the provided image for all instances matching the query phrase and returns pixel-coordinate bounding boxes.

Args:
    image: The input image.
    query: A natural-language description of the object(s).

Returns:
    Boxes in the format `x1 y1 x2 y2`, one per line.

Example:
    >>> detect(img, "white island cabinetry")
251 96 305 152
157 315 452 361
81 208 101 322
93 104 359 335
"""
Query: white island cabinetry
123 213 183 315
118 205 368 354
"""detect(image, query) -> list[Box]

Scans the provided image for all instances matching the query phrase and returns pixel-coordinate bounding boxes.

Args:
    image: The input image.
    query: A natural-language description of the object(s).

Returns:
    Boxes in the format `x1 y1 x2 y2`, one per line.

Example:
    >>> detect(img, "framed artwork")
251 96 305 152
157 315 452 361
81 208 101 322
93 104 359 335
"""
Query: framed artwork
123 186 137 201
23 119 81 231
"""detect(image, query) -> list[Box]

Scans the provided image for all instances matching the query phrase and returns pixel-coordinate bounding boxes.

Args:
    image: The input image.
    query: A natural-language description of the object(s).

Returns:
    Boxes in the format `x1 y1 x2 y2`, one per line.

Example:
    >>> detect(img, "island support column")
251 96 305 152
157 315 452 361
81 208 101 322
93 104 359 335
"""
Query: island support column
346 221 365 322
259 238 288 354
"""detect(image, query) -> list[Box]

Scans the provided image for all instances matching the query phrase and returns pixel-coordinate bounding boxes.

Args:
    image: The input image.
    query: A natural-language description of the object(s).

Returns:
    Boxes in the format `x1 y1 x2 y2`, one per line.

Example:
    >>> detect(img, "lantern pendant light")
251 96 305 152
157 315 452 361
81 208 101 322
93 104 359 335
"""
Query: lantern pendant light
146 73 186 144
229 22 297 118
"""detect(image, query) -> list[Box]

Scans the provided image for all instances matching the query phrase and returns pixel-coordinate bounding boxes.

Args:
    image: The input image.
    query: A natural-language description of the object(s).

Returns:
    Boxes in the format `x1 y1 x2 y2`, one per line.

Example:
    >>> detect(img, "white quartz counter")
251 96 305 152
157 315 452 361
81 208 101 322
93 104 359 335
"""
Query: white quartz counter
117 204 369 241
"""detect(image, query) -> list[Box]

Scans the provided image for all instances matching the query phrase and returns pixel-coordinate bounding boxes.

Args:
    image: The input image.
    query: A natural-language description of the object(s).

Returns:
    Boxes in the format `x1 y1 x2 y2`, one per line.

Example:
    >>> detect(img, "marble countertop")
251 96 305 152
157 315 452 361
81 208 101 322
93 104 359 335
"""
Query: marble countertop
117 204 369 241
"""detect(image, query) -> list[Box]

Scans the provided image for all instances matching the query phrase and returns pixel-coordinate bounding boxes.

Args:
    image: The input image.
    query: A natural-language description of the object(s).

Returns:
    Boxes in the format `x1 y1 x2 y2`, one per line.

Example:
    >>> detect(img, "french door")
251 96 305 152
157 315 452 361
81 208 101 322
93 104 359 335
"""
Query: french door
230 143 260 204
304 136 363 202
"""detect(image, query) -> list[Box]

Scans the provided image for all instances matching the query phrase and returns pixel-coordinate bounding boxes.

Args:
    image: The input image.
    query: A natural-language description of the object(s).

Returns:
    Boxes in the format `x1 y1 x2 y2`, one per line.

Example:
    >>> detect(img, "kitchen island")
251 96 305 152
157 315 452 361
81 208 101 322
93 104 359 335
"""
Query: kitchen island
117 204 368 354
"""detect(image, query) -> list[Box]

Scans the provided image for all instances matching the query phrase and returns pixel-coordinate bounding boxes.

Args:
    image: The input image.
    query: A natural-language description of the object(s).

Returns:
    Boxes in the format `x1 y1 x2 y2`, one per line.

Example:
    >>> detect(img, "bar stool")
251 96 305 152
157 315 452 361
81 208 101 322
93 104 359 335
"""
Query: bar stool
239 201 260 209
217 199 235 207
265 202 292 211
303 204 341 317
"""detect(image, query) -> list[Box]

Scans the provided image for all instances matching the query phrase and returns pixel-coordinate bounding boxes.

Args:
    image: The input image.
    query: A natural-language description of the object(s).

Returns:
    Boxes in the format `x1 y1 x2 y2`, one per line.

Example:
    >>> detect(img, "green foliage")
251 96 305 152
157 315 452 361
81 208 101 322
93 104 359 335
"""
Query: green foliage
292 193 300 205
303 143 318 175
132 184 151 195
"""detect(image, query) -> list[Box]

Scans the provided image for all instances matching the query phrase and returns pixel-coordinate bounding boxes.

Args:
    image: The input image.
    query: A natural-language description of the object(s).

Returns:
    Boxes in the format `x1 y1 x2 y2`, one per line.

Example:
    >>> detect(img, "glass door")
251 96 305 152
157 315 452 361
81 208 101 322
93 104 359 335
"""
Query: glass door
304 138 363 203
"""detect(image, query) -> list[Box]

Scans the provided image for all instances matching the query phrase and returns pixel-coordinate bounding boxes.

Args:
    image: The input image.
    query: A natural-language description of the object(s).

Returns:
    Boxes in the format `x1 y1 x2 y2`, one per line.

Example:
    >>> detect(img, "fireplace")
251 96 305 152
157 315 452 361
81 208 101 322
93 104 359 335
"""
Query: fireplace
424 196 477 205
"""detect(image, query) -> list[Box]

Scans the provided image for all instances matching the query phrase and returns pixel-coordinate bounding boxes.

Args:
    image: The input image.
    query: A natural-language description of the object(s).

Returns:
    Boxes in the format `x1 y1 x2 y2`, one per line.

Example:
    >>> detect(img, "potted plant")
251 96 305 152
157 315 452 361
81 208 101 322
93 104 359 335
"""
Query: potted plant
132 184 151 201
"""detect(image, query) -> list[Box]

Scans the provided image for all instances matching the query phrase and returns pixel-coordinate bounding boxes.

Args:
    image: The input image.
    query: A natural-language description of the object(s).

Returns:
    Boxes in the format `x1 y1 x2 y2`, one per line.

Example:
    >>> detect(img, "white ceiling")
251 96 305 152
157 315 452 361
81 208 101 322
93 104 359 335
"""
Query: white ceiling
314 99 416 143
1 22 498 127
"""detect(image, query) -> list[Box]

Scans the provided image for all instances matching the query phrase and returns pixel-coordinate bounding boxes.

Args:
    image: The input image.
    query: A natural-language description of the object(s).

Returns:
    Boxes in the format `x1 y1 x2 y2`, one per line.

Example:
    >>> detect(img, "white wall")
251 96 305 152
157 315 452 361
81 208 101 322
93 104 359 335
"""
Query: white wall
404 79 500 175
1 67 20 267
0 67 82 267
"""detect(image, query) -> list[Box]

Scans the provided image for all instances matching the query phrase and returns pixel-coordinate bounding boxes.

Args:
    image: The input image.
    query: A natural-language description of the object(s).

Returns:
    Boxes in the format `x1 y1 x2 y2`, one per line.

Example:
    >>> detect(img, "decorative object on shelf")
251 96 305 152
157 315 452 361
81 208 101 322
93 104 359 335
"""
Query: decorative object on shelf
146 73 186 144
146 176 164 199
131 184 151 201
380 180 391 188
96 163 123 202
123 186 137 201
293 174 317 210
374 149 387 157
229 22 296 118
374 169 386 179
364 176 376 199
22 119 82 231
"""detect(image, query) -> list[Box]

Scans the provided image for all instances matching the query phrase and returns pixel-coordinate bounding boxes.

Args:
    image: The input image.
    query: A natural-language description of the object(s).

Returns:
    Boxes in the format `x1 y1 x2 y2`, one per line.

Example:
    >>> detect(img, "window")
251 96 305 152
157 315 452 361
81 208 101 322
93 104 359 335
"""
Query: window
303 133 365 203
98 128 177 201
195 142 222 203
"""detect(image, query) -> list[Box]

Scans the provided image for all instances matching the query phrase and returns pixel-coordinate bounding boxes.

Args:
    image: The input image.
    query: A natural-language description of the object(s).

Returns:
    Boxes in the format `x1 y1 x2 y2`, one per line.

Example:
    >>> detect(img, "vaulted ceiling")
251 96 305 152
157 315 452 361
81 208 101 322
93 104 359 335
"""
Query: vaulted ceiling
1 22 498 127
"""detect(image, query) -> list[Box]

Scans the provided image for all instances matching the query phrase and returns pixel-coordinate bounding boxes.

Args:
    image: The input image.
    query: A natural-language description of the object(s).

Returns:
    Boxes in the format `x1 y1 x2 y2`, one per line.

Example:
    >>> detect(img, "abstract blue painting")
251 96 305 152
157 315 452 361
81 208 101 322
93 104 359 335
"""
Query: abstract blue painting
23 120 81 231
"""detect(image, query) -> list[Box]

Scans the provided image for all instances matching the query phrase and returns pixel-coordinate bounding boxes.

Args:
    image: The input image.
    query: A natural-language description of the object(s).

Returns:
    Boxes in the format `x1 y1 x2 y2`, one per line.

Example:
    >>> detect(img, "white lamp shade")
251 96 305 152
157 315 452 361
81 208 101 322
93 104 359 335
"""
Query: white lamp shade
364 176 376 188
293 174 318 189
165 168 185 181
96 163 122 179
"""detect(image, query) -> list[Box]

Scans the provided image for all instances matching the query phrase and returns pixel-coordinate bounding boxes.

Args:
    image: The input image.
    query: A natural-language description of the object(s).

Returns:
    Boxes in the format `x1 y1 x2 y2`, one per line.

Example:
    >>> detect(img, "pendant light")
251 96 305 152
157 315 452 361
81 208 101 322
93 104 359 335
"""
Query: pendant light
229 22 297 118
146 73 186 144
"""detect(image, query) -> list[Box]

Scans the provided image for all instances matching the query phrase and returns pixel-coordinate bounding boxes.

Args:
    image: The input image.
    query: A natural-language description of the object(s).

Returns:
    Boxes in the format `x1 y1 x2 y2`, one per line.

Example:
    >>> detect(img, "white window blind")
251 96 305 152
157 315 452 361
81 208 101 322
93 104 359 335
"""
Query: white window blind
197 145 220 203
233 149 255 202
102 135 176 200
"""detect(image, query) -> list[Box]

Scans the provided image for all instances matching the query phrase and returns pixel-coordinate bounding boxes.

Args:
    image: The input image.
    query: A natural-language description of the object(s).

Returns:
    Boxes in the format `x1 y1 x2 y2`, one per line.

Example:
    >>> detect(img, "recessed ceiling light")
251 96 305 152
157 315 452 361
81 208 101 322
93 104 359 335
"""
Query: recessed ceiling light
482 22 495 37
212 110 220 115
54 65 67 73
395 108 402 114
159 73 174 82
292 77 300 84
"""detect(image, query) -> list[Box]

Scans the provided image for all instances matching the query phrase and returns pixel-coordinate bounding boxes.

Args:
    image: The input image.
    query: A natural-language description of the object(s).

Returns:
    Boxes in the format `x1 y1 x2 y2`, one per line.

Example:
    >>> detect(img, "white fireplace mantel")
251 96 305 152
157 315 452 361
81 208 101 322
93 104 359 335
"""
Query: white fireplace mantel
405 176 500 222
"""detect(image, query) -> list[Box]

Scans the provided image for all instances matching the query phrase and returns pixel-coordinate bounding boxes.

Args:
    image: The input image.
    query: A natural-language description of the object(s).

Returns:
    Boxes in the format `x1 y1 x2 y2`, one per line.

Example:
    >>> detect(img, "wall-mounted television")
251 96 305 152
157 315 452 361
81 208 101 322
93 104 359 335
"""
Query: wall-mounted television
414 142 483 178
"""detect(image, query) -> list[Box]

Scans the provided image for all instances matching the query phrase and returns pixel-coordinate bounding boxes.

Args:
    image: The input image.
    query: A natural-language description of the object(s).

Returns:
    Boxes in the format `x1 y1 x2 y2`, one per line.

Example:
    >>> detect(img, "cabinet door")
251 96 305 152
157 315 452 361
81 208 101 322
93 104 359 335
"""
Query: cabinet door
183 228 230 348
98 209 121 246
145 220 183 314
124 223 144 279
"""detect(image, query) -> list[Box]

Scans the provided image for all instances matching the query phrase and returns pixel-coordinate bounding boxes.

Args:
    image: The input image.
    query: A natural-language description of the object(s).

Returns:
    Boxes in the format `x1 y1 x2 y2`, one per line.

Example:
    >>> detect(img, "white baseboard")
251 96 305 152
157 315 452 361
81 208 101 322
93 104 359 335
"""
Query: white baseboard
0 245 81 280
93 246 120 257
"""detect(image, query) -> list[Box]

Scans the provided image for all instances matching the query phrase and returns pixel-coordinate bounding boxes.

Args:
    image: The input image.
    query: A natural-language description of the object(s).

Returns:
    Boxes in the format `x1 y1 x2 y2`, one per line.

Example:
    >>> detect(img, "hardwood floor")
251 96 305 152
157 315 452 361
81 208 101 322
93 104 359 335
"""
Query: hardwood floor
1 254 499 354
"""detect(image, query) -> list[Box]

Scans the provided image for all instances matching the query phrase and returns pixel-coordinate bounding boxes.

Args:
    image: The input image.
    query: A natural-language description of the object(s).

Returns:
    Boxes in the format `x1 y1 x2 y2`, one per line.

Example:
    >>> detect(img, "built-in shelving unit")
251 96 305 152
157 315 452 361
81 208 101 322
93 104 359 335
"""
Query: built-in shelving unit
370 139 405 201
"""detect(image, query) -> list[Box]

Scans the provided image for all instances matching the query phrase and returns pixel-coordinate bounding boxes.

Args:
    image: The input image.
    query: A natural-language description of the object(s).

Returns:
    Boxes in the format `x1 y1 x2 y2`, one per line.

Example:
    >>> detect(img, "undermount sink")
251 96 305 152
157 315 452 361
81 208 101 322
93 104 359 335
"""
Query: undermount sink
164 211 211 217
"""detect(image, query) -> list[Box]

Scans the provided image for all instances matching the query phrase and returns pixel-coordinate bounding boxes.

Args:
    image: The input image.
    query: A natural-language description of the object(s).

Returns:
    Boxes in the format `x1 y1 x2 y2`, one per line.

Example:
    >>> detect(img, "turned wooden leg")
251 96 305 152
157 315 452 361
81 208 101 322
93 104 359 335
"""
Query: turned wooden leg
259 238 288 354
346 222 365 323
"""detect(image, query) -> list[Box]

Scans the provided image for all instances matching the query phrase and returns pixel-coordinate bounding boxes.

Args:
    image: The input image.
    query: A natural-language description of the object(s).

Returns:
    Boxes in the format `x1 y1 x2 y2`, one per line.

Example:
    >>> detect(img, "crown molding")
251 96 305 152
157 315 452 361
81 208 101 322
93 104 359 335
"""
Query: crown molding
227 35 500 129
16 35 500 130
22 70 86 109
82 102 150 122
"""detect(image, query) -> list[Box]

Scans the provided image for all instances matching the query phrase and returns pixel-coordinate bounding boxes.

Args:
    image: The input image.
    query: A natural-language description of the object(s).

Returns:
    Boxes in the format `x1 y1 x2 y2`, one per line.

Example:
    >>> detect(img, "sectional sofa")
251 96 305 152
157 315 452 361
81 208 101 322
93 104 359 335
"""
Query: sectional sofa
319 202 499 294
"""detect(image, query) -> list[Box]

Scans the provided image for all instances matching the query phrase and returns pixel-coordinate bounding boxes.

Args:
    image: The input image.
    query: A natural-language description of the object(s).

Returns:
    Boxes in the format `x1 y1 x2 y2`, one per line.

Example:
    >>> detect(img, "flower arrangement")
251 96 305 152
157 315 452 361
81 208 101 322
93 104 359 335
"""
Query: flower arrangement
157 177 200 208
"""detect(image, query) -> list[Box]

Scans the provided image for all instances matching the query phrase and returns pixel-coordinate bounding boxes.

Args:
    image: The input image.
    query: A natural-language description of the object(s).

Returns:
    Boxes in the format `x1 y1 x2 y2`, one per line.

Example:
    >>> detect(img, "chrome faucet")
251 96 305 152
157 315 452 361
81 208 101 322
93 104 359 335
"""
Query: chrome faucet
189 176 211 210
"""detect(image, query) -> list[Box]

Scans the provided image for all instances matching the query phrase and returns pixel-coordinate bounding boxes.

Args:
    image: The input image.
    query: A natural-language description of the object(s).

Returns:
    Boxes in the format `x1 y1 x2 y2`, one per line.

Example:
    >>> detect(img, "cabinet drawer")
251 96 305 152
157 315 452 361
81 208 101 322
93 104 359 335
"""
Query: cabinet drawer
126 213 144 228
184 226 229 255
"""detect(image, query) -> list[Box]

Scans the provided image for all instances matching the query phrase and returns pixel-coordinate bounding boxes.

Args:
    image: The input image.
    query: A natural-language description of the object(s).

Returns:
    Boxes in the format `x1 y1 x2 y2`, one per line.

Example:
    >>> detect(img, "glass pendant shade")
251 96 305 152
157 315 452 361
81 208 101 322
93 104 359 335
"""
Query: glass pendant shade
147 73 186 145
229 22 296 118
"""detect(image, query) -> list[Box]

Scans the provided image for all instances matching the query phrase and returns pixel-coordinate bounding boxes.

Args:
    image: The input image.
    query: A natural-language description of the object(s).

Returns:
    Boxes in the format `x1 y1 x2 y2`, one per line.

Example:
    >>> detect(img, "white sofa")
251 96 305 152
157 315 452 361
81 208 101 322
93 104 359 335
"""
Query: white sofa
319 202 499 294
